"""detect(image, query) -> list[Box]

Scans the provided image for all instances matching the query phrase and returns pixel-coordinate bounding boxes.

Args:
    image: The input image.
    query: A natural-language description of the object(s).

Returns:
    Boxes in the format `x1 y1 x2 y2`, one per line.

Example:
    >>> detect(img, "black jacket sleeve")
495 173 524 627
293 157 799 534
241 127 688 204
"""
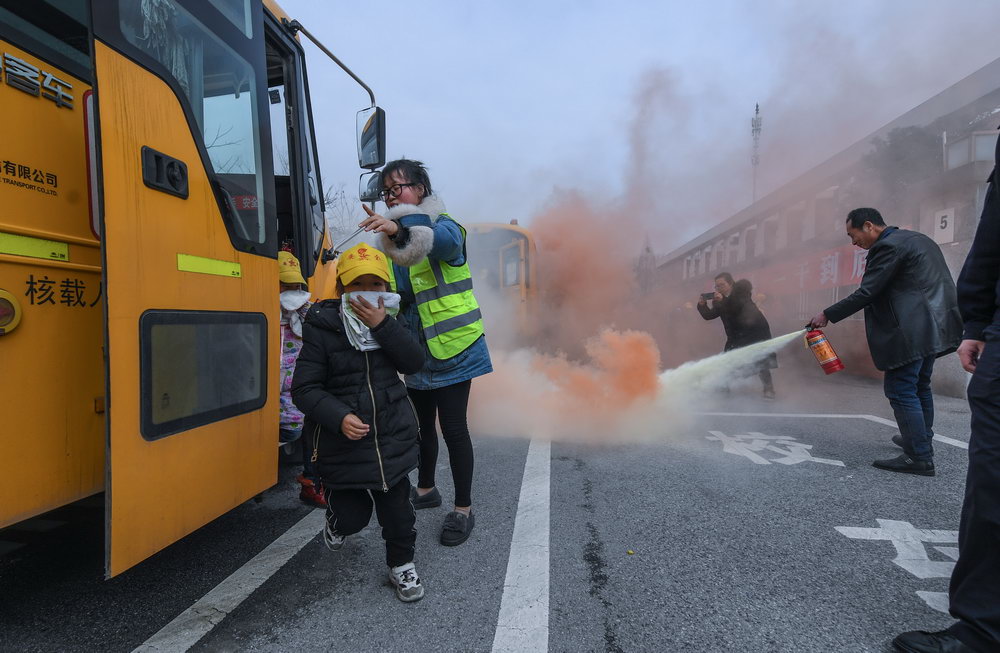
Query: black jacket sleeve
956 164 1000 341
370 315 425 375
697 302 720 320
291 323 353 432
824 240 901 323
725 287 750 316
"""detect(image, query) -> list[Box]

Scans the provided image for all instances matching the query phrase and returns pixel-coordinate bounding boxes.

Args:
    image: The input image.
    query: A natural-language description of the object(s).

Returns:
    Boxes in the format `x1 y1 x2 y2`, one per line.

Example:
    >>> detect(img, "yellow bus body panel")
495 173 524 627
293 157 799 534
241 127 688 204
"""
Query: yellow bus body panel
94 42 278 577
0 39 104 528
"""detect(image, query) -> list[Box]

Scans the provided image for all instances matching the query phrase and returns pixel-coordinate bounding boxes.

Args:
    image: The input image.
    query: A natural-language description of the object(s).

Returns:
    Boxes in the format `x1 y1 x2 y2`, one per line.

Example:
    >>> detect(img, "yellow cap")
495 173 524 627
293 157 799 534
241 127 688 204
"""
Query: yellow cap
278 251 306 285
337 242 390 286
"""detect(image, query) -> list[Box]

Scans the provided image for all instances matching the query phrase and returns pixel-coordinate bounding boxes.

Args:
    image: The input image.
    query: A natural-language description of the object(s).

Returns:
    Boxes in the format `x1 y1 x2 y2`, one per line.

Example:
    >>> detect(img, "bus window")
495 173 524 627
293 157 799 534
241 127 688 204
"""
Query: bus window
0 1 92 82
140 310 267 440
263 15 324 276
206 0 252 39
117 0 270 249
267 77 294 248
300 69 325 269
502 242 521 287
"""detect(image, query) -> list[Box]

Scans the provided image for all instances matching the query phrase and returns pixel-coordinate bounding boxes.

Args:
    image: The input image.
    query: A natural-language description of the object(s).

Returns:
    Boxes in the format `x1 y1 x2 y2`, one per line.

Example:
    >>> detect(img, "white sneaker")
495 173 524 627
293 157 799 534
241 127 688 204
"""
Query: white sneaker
388 562 424 602
323 519 345 551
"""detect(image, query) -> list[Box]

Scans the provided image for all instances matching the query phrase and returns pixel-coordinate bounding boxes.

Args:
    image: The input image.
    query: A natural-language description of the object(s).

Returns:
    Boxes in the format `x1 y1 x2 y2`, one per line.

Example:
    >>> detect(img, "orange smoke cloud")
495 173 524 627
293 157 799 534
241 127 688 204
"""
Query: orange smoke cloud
471 329 662 442
529 192 656 356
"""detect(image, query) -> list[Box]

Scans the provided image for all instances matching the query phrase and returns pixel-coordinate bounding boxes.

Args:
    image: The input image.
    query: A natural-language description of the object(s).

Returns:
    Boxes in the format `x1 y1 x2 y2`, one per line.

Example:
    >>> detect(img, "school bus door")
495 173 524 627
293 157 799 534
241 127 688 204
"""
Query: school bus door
499 239 528 330
92 0 279 577
499 239 527 302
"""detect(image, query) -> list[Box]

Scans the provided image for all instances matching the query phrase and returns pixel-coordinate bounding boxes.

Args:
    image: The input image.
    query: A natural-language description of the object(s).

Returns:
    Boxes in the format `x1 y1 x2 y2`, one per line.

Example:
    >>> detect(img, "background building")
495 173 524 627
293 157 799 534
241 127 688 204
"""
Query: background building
652 57 1000 396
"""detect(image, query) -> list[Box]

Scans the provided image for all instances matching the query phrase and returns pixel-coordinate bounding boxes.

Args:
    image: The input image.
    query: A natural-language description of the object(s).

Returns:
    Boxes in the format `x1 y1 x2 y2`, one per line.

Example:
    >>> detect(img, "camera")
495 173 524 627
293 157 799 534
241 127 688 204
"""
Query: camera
700 292 716 300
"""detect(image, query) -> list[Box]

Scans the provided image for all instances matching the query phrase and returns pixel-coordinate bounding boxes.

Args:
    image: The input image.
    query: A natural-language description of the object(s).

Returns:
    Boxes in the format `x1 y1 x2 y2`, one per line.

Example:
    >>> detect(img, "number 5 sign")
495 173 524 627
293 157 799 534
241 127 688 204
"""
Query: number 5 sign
933 208 955 244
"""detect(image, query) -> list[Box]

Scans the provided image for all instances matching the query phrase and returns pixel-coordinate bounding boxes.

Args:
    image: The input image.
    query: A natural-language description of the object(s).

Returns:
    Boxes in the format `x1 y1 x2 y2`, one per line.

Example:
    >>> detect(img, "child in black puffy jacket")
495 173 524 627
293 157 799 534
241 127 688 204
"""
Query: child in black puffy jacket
291 242 425 602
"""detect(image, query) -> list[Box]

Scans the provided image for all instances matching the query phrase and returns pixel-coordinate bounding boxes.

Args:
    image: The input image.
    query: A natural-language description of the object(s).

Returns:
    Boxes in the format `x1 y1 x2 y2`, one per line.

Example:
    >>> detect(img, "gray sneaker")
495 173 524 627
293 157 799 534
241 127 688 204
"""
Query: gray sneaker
388 562 424 602
323 519 345 551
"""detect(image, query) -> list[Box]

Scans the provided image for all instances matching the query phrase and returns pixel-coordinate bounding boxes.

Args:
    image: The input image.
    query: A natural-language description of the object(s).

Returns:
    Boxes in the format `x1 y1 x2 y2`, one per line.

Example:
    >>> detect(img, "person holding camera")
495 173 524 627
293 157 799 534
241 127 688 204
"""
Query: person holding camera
697 272 777 399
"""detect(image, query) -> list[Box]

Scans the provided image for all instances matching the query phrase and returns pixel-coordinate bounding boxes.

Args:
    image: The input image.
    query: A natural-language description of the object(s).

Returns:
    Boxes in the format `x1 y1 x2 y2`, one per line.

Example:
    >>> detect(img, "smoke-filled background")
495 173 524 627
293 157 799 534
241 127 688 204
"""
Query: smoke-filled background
285 0 1000 441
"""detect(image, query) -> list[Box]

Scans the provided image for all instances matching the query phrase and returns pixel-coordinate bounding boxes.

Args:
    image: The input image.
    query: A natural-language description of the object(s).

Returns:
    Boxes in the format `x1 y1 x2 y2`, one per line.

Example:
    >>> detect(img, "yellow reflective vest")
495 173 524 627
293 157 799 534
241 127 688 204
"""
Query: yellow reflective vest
388 221 483 360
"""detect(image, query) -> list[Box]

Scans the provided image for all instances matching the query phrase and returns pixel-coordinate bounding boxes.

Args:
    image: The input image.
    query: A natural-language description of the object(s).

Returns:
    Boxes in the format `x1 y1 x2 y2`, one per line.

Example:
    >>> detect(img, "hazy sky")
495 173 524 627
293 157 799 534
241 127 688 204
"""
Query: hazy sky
281 0 1000 252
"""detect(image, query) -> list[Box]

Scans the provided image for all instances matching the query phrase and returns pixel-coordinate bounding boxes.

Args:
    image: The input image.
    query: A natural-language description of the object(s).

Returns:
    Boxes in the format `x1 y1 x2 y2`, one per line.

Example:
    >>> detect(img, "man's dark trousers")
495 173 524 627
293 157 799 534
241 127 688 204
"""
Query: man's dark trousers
947 335 1000 651
883 355 936 461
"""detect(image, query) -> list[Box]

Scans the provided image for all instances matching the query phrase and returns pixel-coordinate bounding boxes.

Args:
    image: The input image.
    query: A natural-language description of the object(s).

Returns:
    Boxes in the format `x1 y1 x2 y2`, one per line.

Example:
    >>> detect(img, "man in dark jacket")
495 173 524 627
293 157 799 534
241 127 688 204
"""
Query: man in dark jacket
698 273 777 398
808 208 962 476
891 141 1000 653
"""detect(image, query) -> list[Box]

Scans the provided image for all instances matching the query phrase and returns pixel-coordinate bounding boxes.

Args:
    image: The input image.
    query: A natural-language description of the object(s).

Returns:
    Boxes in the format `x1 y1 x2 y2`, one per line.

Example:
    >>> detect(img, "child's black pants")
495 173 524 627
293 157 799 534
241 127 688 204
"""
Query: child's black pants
323 476 415 568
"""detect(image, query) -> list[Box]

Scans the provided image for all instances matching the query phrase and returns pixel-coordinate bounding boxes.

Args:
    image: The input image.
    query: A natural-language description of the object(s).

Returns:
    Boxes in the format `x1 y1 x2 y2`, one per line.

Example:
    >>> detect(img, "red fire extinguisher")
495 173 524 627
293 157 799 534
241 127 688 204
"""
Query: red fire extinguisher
805 329 845 374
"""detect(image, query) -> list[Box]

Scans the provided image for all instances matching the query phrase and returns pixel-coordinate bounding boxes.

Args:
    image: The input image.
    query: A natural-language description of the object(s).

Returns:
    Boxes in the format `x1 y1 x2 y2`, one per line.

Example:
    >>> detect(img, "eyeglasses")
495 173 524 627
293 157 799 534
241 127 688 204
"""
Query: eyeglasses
378 183 419 201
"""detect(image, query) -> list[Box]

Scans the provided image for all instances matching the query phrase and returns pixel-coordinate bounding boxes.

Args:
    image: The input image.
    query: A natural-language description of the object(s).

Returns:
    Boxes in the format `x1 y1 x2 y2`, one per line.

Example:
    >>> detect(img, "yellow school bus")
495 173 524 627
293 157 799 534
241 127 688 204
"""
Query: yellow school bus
0 0 385 577
466 221 538 343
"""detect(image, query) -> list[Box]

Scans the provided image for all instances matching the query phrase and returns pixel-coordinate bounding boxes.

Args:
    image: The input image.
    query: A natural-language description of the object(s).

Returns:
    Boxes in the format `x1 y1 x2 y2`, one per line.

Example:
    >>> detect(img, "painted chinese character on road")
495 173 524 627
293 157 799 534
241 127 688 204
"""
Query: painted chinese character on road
706 431 845 466
836 519 958 613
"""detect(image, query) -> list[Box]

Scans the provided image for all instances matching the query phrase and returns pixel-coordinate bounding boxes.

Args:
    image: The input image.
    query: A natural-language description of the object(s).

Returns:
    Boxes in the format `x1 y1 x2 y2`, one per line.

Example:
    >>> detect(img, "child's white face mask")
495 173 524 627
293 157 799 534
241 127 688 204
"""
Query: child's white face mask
280 289 310 312
280 290 311 337
340 291 402 351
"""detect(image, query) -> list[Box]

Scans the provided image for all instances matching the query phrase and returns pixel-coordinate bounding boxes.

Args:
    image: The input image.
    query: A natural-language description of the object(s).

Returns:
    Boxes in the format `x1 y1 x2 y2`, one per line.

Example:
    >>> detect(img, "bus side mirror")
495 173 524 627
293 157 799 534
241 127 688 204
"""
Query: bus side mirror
357 106 386 170
359 170 382 203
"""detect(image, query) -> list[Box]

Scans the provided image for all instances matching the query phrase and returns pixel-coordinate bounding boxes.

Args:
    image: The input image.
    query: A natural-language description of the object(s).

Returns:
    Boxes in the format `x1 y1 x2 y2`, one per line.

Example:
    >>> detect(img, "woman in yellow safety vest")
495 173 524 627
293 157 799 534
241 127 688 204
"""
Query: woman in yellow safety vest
358 159 492 547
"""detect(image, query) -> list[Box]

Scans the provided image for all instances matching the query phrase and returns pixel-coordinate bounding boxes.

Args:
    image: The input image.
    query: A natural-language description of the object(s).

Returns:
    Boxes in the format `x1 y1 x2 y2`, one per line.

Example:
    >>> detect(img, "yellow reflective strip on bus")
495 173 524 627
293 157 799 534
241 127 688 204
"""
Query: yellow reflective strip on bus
0 232 70 261
176 253 242 278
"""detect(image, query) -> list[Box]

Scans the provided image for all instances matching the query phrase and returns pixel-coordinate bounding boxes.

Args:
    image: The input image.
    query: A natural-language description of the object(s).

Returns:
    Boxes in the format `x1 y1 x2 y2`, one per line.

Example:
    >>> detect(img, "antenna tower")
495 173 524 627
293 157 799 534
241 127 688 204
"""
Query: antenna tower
751 103 762 203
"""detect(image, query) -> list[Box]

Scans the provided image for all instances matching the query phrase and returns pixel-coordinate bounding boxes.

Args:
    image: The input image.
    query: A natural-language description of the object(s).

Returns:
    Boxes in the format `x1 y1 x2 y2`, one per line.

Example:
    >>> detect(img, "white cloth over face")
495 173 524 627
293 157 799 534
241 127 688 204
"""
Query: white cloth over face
279 289 311 337
340 291 401 351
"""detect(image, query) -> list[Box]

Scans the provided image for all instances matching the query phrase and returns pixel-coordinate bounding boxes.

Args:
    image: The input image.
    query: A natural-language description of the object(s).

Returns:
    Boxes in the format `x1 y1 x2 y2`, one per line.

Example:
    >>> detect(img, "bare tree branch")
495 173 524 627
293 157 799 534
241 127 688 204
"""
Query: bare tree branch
204 124 243 151
323 183 366 245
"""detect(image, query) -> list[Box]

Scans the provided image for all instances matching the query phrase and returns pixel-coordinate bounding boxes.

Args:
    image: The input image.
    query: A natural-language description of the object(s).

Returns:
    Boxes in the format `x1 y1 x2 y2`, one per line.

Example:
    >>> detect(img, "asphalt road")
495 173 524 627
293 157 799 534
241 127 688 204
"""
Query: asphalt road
0 372 973 652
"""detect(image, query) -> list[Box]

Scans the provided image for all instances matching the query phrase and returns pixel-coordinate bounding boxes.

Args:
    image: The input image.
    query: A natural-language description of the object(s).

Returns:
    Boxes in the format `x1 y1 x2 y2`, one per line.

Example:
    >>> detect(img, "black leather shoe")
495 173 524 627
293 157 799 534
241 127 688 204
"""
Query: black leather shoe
892 629 974 652
873 454 935 476
410 486 442 509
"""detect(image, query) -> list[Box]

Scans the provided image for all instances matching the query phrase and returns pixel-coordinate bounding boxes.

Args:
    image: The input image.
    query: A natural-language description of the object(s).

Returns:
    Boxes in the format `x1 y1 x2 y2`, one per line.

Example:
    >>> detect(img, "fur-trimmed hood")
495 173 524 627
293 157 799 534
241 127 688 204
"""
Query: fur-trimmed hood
383 194 448 222
378 195 450 267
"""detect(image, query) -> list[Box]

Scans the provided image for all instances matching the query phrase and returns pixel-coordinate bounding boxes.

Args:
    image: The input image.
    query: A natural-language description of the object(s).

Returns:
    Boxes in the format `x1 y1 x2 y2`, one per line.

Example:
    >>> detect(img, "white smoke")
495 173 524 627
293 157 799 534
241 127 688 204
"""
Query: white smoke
471 330 807 444
658 330 806 391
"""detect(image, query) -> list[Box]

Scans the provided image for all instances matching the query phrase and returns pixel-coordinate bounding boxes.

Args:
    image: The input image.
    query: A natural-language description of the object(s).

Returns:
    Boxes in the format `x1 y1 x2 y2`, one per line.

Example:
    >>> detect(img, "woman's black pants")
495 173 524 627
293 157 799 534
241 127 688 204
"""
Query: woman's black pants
408 380 474 507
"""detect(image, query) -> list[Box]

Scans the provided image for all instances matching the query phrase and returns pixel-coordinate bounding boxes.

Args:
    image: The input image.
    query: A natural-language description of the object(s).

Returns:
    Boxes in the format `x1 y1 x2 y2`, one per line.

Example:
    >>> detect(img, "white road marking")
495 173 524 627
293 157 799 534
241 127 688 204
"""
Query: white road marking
132 509 325 653
836 519 958 578
916 590 950 613
706 430 845 466
492 438 551 653
837 519 958 614
698 413 969 450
